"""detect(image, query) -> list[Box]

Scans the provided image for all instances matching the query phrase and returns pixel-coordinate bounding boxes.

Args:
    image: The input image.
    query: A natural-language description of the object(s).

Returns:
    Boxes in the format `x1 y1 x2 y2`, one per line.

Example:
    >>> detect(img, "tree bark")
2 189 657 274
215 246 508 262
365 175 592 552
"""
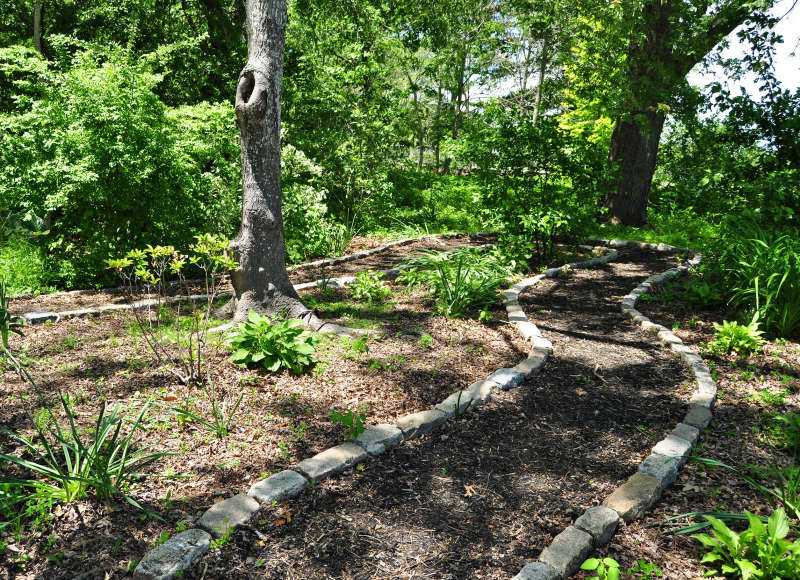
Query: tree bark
604 0 761 226
33 1 42 54
230 0 359 336
606 108 665 226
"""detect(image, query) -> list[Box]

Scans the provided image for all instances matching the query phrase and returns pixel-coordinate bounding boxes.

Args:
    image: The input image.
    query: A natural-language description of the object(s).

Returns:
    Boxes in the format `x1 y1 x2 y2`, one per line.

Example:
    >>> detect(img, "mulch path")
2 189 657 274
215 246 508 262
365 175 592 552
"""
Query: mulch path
178 248 695 579
572 275 800 579
4 245 786 579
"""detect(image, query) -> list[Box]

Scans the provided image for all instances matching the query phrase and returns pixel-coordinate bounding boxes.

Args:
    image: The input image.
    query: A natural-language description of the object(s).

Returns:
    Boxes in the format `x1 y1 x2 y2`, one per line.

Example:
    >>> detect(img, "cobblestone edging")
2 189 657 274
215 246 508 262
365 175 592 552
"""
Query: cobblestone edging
16 233 495 326
132 246 619 579
512 239 709 580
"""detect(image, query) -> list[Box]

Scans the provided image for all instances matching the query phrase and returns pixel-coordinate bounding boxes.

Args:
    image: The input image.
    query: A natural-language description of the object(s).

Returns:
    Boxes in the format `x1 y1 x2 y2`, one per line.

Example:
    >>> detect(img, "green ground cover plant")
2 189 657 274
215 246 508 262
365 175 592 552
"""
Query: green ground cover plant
227 311 320 374
692 509 800 579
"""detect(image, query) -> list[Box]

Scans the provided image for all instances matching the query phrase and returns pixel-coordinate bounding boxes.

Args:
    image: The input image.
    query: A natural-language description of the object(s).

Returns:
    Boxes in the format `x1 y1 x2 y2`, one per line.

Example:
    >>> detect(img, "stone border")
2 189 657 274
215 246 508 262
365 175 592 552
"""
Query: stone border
512 239 709 580
132 246 619 579
16 233 495 326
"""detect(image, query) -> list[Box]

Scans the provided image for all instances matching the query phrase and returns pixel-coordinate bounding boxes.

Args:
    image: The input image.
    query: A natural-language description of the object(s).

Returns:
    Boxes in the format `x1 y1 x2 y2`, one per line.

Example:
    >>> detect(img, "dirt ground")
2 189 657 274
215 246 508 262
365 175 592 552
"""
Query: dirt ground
1 243 797 579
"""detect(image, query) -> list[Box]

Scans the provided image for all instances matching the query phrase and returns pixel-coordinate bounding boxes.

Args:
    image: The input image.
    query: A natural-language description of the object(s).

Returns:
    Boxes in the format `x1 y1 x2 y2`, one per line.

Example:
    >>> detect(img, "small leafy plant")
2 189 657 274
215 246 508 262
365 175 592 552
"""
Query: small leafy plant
330 408 366 440
581 557 621 580
350 271 392 303
169 377 244 438
707 314 765 356
692 508 800 579
227 311 320 374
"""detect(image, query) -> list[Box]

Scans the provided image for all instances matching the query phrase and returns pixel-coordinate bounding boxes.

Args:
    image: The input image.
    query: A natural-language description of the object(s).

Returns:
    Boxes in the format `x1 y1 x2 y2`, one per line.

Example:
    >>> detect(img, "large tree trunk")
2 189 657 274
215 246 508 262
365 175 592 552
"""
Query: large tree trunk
604 0 757 226
605 108 665 226
231 0 352 335
33 1 42 53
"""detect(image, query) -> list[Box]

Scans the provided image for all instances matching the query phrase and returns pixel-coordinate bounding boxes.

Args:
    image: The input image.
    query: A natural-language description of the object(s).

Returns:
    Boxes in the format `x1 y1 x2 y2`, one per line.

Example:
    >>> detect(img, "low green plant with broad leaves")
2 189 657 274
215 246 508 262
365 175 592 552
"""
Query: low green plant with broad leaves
227 310 320 373
692 508 800 579
350 271 392 303
581 557 663 579
330 408 366 440
707 314 765 356
581 557 621 580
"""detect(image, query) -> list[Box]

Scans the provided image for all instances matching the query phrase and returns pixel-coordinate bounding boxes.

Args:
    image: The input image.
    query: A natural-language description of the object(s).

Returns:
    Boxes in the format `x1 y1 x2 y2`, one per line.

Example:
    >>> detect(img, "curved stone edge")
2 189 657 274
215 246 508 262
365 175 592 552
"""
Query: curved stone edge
133 243 617 578
16 233 495 326
512 239 709 579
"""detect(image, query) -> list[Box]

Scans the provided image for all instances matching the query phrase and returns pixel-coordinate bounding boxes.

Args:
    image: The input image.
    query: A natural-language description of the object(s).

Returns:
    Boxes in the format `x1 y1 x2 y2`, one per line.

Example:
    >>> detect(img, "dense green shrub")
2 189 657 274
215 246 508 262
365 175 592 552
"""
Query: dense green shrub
281 144 347 262
462 102 604 267
400 247 513 318
227 311 320 374
710 216 800 337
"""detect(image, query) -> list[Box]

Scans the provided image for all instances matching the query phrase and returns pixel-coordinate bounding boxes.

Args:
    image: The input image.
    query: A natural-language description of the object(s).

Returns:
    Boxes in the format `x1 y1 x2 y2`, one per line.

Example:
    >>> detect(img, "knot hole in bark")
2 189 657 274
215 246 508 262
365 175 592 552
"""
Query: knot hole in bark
237 71 256 105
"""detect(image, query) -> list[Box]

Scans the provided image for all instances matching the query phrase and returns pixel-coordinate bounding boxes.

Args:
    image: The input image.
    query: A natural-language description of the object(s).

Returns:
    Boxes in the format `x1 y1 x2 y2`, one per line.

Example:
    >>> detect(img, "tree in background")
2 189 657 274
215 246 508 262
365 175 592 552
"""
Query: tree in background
601 0 777 226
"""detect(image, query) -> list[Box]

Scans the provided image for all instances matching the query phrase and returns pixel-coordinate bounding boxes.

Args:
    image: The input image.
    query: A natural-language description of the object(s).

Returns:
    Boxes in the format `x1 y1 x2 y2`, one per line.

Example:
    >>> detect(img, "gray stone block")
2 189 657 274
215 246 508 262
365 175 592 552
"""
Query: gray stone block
248 470 308 504
657 330 682 345
487 368 526 390
516 321 542 341
538 526 594 577
296 442 368 484
133 529 211 580
465 379 494 406
639 453 681 488
395 409 448 440
684 404 713 429
543 267 562 277
652 434 692 459
197 494 259 538
435 387 481 416
514 353 547 377
671 423 700 446
690 390 717 409
573 506 619 546
509 313 528 323
531 336 553 353
23 311 59 325
602 472 662 523
512 562 560 580
355 424 404 455
695 374 717 394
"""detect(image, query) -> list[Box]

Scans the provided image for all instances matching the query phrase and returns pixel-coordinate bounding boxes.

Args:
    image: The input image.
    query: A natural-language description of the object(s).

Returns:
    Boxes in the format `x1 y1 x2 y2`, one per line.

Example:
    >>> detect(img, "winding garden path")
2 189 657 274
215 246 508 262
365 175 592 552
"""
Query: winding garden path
126 239 710 580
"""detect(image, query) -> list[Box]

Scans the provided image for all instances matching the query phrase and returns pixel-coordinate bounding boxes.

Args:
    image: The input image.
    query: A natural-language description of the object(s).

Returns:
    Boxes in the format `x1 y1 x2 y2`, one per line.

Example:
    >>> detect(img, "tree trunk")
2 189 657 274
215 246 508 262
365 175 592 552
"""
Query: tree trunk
531 36 549 127
605 108 665 226
230 0 358 336
33 1 42 53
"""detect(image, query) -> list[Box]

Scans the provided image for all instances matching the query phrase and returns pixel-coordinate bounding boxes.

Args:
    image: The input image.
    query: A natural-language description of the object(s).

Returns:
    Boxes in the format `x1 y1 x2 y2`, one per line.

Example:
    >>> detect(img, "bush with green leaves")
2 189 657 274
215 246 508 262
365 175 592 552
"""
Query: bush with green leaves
710 216 800 338
0 389 166 513
282 144 348 263
108 235 236 385
400 247 512 318
707 315 766 356
227 311 320 374
693 509 800 579
350 271 392 303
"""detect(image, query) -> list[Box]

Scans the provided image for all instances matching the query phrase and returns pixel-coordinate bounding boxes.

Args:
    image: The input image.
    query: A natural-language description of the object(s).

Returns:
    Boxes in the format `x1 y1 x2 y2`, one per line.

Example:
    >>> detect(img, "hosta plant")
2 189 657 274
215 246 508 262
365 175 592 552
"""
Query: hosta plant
692 508 800 579
350 271 392 303
707 314 765 356
227 311 320 373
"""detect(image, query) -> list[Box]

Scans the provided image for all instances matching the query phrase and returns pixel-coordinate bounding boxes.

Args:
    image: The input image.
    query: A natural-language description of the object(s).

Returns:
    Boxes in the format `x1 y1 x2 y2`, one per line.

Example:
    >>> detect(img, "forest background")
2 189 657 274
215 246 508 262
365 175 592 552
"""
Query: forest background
0 0 798 337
